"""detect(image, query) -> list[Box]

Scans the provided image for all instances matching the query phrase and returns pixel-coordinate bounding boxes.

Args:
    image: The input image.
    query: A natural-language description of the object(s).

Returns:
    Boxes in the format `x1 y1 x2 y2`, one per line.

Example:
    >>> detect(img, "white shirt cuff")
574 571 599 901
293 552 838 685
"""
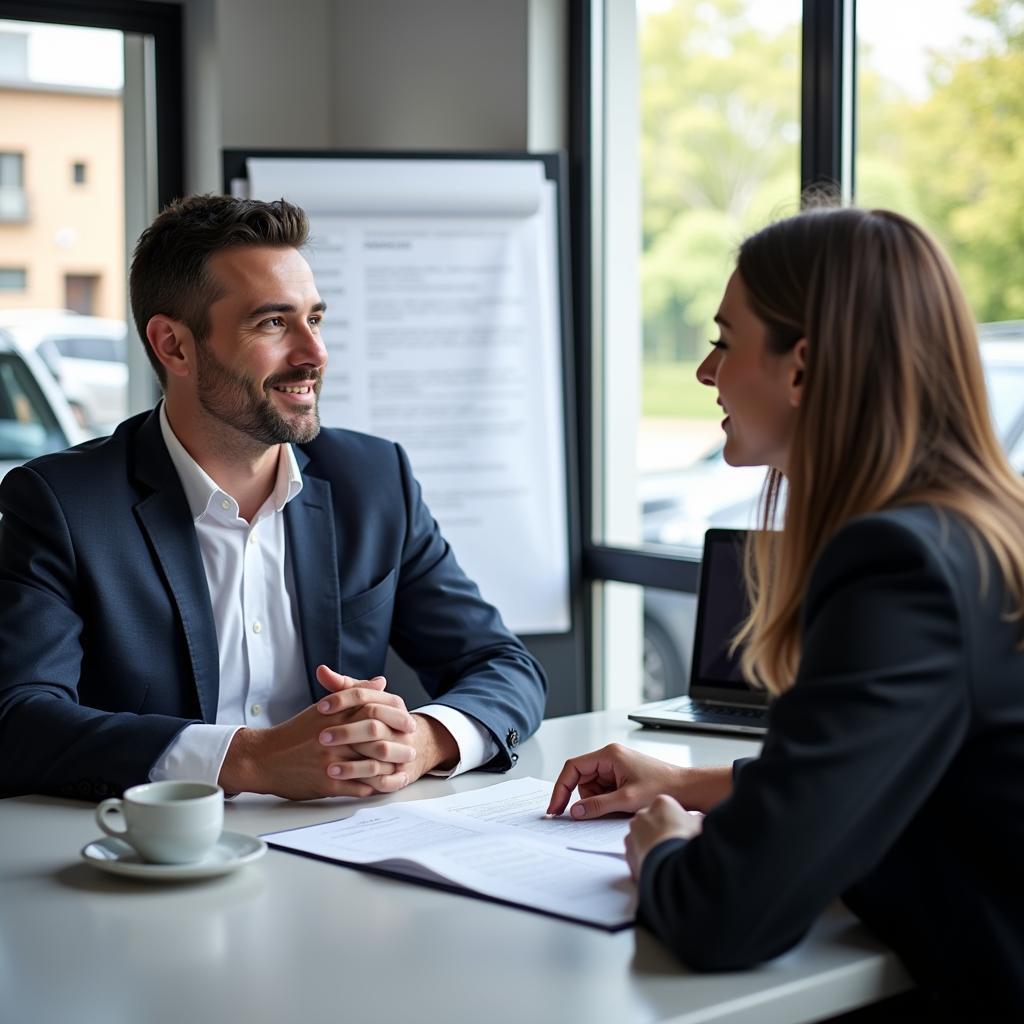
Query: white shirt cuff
414 705 499 778
149 723 242 786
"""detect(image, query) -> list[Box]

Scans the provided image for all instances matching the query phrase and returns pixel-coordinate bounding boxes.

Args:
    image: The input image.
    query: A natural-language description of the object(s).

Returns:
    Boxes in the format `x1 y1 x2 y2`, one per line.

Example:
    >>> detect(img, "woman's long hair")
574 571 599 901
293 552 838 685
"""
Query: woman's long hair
732 207 1024 693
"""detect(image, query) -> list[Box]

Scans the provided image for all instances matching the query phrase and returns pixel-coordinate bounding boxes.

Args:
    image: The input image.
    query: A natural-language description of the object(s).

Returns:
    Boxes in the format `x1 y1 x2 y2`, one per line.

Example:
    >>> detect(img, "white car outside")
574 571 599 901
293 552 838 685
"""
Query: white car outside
0 310 128 434
0 329 86 485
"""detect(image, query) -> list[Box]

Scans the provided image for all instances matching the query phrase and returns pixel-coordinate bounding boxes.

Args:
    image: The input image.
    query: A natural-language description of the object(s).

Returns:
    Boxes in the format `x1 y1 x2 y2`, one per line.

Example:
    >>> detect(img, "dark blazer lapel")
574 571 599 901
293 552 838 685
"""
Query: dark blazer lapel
284 454 342 702
130 411 221 723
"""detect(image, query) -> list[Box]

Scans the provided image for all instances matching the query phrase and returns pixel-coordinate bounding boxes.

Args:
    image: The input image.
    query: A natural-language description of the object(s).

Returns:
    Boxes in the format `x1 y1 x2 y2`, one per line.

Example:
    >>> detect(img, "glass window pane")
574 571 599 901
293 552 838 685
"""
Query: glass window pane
0 152 27 221
0 152 24 186
856 0 1024 323
601 581 698 708
0 268 26 290
0 19 126 436
607 1 801 555
642 585 698 702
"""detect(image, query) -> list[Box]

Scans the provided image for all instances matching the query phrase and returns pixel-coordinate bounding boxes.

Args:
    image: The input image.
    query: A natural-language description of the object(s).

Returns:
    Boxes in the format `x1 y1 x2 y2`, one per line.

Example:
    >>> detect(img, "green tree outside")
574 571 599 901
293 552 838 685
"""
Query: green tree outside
640 0 801 369
641 0 1024 422
891 0 1024 322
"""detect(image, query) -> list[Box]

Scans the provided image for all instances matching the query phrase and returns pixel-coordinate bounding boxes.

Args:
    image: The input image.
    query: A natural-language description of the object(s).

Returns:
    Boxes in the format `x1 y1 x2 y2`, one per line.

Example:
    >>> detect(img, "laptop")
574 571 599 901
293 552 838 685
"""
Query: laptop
629 528 769 736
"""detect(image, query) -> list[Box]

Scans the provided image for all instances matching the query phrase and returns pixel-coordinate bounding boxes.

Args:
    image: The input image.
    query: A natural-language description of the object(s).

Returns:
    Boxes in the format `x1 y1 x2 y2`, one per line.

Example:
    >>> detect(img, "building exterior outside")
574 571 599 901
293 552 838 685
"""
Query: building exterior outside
0 29 123 319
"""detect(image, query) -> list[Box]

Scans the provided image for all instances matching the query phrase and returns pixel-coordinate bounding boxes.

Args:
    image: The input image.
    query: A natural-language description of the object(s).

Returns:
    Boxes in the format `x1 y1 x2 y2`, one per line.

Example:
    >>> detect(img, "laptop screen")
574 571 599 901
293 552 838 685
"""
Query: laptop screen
690 529 765 702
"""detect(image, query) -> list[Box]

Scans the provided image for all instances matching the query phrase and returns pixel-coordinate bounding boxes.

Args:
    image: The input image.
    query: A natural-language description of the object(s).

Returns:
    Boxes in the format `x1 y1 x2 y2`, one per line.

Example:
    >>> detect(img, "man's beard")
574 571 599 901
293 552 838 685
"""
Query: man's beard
194 342 322 446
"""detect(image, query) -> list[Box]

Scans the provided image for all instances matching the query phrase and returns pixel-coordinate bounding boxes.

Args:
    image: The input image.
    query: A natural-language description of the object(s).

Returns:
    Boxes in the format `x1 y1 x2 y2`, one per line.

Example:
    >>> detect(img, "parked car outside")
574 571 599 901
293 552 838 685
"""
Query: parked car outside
978 325 1024 474
640 322 1024 701
0 328 86 486
0 310 128 435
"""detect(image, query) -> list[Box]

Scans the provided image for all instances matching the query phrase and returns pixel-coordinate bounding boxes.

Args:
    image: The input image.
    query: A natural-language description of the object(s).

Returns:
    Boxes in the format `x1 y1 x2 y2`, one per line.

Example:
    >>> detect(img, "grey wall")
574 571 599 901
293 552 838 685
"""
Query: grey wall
218 0 335 149
329 0 528 150
182 0 533 193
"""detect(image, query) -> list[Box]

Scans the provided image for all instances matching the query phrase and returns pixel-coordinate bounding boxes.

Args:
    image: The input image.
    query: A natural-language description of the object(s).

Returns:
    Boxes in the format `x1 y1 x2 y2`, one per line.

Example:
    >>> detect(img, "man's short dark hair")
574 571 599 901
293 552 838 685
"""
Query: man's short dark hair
129 194 309 385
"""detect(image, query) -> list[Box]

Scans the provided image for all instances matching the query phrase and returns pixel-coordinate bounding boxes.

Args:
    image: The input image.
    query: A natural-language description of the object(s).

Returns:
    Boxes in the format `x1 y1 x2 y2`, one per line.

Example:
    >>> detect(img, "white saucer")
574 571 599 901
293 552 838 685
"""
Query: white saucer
81 830 267 880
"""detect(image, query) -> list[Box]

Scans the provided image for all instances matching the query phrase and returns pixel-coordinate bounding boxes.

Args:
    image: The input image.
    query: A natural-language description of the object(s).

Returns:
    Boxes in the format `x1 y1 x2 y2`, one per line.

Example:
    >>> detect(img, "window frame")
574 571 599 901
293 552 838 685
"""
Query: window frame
569 0 852 708
0 0 183 416
0 0 183 210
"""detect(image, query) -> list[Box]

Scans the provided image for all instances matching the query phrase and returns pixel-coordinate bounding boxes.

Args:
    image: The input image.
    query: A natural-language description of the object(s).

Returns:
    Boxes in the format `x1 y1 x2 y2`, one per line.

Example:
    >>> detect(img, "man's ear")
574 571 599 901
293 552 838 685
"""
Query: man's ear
789 337 807 408
146 315 194 380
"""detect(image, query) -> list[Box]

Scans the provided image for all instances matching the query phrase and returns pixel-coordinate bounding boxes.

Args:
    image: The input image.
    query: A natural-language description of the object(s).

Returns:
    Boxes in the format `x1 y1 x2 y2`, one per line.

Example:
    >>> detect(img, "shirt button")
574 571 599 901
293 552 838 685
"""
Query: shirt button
252 621 262 634
248 533 257 545
220 499 231 511
250 703 262 716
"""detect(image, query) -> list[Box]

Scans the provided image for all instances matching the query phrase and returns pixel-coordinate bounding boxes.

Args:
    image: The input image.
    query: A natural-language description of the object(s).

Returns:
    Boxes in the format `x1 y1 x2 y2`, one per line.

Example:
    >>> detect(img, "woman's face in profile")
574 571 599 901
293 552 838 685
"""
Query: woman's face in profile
696 270 804 474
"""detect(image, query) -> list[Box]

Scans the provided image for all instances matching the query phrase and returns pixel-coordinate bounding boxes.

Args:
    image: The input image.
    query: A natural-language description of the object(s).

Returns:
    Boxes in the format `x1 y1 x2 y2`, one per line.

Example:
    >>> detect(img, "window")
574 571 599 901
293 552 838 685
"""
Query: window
0 0 183 439
0 151 23 185
64 274 100 315
633 0 801 539
578 0 1023 712
0 151 27 221
638 583 698 703
0 21 123 320
636 0 801 540
580 0 802 707
855 0 1024 323
0 267 26 290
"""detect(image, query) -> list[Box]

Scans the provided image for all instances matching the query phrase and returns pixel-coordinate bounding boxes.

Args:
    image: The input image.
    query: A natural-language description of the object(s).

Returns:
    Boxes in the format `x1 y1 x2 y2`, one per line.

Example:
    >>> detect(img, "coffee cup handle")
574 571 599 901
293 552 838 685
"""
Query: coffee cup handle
96 798 128 838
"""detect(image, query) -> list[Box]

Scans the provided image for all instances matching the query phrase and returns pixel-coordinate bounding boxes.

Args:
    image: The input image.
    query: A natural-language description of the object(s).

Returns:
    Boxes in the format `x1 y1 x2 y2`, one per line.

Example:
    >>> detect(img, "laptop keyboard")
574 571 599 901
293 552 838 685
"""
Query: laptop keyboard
669 700 766 721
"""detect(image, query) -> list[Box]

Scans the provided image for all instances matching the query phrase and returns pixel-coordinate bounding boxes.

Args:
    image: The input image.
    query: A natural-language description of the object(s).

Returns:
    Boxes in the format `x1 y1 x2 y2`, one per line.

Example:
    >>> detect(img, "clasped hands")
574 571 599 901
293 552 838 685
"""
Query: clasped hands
546 744 728 880
220 664 457 801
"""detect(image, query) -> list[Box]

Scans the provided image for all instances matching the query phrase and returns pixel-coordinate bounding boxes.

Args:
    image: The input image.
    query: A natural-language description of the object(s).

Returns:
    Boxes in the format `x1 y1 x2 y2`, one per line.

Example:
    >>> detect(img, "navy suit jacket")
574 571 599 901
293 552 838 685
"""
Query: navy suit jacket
0 409 546 799
637 507 1024 1013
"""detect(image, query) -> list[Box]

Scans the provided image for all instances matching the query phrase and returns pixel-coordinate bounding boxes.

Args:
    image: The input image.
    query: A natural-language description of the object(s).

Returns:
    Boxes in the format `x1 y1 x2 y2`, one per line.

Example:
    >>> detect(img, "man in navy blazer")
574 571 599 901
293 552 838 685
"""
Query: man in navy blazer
0 195 546 801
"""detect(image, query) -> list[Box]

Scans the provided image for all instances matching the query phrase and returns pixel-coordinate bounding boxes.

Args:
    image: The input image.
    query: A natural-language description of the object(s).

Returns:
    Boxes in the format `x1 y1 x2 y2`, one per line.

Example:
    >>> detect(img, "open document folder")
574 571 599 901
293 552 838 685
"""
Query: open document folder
262 778 636 930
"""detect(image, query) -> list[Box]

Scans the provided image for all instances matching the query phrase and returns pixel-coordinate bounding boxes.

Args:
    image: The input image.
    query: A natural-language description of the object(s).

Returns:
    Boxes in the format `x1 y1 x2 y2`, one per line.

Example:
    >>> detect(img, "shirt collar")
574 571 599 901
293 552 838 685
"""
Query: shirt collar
158 402 303 522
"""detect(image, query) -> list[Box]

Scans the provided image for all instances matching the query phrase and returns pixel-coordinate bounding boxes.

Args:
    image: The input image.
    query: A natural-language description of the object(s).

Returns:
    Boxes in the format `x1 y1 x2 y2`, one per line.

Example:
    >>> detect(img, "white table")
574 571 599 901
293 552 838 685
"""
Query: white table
0 710 910 1024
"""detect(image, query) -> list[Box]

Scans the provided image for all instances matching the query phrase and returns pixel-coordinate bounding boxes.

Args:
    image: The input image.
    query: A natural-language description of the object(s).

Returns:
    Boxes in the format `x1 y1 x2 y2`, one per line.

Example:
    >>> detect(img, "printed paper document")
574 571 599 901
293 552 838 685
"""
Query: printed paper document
262 778 635 929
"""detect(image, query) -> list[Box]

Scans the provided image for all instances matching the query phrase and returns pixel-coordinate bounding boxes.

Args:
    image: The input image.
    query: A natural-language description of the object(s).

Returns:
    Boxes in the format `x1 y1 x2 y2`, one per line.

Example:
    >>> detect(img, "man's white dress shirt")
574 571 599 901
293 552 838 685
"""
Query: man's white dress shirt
150 404 497 784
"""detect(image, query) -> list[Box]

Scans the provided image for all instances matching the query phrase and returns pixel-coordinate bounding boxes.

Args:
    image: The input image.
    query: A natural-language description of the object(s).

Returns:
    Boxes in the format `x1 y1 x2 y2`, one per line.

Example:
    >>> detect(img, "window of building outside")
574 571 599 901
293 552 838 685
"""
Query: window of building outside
0 19 130 439
0 149 25 220
597 0 802 708
64 272 99 315
0 266 25 290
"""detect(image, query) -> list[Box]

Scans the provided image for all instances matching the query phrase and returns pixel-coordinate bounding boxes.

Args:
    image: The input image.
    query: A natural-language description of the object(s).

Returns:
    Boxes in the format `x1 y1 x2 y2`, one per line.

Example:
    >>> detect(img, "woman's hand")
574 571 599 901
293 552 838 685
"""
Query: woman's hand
625 795 704 880
546 743 733 819
547 744 681 818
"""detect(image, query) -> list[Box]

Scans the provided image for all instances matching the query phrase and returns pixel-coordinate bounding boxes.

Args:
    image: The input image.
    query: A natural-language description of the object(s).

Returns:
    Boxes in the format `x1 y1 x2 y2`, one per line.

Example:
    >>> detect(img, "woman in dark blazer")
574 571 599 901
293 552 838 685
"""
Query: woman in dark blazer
549 207 1024 1017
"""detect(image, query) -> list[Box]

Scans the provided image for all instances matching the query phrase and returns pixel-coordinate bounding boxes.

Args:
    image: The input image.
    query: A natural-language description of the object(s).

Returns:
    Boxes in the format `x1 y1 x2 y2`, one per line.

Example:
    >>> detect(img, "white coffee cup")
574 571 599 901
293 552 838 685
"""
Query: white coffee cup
95 781 224 864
